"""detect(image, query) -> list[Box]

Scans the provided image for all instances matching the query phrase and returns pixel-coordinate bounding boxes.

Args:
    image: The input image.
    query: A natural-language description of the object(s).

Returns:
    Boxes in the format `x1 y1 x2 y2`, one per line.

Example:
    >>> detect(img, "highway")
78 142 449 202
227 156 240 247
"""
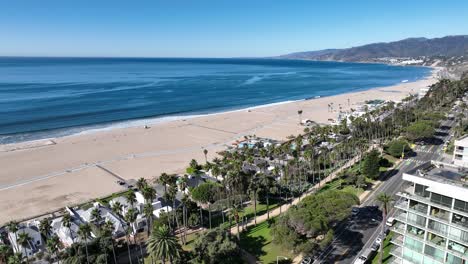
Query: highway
313 118 455 264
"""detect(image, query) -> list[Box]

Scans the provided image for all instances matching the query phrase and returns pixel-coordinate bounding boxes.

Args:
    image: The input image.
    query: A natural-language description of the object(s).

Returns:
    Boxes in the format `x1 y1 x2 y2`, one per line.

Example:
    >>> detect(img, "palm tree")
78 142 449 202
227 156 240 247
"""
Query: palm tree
259 173 275 220
146 225 180 264
248 175 261 226
61 213 75 243
125 208 138 264
136 177 148 191
78 223 92 264
0 244 11 263
91 207 103 229
377 193 393 264
39 218 52 241
203 149 208 163
297 110 303 124
7 221 19 252
125 190 137 209
142 185 157 204
103 220 117 264
143 202 154 236
46 235 61 264
17 232 31 264
7 253 23 264
111 201 123 217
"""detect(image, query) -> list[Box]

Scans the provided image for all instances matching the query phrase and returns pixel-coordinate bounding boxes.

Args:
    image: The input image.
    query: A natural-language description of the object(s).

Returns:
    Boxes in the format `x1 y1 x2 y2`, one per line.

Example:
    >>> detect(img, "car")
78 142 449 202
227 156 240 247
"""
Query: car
375 235 383 245
386 217 395 227
371 242 380 251
352 207 360 216
301 257 312 264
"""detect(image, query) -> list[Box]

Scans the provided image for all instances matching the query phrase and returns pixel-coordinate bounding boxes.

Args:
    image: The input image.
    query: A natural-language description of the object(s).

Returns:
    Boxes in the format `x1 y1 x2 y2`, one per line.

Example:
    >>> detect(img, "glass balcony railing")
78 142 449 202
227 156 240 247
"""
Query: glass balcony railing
390 245 403 258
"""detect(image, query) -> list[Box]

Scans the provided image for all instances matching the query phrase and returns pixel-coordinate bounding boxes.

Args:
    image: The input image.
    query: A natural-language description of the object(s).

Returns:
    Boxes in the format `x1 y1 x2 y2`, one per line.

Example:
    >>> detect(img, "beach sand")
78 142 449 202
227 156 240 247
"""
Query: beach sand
0 70 438 224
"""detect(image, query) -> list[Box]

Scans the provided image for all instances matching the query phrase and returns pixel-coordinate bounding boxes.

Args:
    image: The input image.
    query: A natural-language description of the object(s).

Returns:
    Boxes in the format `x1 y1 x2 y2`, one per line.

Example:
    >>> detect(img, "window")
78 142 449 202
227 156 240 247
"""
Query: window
428 220 448 235
407 212 426 227
446 253 464 264
449 227 468 243
403 248 424 263
454 199 468 213
405 237 424 252
424 245 445 262
415 184 430 198
430 193 452 208
455 154 463 160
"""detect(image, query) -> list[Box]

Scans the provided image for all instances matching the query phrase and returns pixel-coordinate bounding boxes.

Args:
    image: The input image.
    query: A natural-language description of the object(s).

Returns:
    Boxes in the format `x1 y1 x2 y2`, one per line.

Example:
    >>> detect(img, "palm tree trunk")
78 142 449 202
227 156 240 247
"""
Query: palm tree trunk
208 204 212 229
126 234 133 264
199 207 203 227
111 241 117 264
253 191 257 226
380 207 387 264
85 239 90 264
266 192 270 220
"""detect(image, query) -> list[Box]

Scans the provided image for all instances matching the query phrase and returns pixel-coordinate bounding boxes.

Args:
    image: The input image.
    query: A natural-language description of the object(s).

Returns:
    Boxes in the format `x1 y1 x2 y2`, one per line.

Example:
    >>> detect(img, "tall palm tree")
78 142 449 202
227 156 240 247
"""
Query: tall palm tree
61 213 75 243
7 221 19 252
39 218 52 241
259 173 275 220
103 221 117 264
125 190 137 209
248 175 261 226
78 223 92 264
91 207 103 229
377 193 393 264
146 225 180 264
142 185 157 204
143 202 154 236
111 201 123 218
136 177 148 191
125 208 138 264
46 235 61 264
17 232 31 264
297 110 303 124
203 149 208 163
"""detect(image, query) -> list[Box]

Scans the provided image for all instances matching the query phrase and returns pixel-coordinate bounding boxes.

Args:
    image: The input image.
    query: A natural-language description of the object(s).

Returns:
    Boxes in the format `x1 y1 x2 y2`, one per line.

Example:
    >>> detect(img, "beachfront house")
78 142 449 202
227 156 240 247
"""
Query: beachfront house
8 223 43 258
51 208 87 247
76 203 126 238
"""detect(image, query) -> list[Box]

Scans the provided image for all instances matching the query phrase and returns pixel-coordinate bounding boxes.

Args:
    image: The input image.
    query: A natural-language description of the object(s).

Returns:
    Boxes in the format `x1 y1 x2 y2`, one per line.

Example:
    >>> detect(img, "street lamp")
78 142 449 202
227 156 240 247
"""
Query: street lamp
277 256 288 264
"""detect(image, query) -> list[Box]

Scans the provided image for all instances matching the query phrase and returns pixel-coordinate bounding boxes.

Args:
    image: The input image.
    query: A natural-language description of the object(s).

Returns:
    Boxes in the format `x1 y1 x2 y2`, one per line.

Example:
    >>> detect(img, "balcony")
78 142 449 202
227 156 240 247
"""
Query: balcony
390 245 403 258
394 199 409 210
406 225 425 240
427 232 447 249
452 213 468 229
392 233 404 246
430 206 450 222
395 211 408 222
409 201 428 215
391 222 406 234
448 240 468 257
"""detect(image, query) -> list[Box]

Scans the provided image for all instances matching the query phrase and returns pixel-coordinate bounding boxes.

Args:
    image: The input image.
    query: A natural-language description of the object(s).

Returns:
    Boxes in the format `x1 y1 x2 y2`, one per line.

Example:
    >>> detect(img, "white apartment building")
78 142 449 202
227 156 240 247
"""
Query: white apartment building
454 136 468 167
390 161 468 264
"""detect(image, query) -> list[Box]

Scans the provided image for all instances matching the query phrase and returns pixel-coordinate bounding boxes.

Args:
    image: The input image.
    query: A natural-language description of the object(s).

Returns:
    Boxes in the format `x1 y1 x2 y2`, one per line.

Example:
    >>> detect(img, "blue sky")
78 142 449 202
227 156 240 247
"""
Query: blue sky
1 0 467 57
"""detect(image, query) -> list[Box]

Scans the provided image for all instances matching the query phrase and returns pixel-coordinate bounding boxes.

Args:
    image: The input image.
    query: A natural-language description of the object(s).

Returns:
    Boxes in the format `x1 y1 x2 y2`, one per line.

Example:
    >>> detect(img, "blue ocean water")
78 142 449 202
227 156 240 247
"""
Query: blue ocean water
0 57 431 144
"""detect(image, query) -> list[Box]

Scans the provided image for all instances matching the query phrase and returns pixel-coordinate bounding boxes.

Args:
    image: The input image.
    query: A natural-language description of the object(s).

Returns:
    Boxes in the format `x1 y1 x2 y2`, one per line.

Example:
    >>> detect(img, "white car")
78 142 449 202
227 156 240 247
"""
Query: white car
375 236 383 245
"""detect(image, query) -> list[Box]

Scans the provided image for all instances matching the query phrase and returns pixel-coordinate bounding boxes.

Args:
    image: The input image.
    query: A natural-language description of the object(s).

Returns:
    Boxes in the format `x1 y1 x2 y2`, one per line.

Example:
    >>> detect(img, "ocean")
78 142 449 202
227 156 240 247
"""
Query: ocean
0 57 431 144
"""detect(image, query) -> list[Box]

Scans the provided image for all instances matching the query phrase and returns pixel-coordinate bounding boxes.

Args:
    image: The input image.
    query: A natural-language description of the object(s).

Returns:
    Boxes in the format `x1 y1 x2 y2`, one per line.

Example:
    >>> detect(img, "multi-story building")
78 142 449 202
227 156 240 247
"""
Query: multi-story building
390 161 468 264
453 136 468 167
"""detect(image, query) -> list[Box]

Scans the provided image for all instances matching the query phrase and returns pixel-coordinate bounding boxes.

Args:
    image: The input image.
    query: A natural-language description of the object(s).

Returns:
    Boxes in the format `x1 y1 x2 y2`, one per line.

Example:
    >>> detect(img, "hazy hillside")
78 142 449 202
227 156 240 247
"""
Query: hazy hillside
280 35 468 61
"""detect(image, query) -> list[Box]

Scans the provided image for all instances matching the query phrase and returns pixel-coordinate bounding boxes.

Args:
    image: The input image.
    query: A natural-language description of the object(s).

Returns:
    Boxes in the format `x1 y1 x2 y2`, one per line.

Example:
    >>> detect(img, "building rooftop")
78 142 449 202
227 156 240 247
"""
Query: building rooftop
407 161 468 188
455 134 468 145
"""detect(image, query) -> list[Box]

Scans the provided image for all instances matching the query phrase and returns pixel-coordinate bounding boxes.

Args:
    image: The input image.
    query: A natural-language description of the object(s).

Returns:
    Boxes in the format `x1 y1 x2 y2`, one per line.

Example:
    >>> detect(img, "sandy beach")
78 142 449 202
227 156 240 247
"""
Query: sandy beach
0 69 439 224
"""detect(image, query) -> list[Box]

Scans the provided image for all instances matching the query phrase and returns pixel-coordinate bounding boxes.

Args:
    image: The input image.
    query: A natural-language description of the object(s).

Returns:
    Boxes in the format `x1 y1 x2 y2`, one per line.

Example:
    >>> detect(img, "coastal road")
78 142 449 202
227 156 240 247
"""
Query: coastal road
313 118 454 264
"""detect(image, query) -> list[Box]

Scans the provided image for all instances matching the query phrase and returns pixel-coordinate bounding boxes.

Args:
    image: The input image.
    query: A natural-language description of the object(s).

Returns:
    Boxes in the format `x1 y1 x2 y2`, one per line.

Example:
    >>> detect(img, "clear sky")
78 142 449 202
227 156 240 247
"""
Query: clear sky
1 0 467 57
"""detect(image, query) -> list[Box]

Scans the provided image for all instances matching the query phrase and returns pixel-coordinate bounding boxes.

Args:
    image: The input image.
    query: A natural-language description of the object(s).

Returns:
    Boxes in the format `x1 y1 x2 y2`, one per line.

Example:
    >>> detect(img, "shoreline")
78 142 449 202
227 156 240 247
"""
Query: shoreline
1 65 434 147
0 67 440 224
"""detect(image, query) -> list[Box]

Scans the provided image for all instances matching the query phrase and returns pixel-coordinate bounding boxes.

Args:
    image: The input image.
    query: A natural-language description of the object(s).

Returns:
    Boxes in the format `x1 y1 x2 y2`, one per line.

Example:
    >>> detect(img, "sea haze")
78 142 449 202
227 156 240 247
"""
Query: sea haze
0 57 431 144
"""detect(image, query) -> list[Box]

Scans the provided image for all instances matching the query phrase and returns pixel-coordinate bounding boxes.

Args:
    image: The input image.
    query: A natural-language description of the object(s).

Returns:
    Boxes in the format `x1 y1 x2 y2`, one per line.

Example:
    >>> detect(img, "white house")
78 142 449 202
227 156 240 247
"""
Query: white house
76 203 126 238
8 223 42 258
453 135 468 167
51 208 85 247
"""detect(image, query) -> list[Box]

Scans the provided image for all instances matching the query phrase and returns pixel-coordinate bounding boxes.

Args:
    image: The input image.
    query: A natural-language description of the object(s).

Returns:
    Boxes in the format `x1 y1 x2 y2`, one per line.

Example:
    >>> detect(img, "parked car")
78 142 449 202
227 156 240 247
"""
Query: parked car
301 256 312 264
386 217 395 227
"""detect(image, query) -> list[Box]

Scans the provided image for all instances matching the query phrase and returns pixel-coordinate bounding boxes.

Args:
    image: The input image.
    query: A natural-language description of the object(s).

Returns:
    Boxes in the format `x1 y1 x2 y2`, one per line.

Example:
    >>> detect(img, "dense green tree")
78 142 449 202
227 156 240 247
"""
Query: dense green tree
406 120 435 142
386 139 410 158
192 227 242 264
361 149 381 180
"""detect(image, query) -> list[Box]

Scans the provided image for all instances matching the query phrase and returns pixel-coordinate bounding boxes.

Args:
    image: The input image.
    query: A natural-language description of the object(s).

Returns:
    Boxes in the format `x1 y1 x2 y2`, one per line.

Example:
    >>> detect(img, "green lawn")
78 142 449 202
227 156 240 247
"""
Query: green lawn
316 178 364 197
371 232 394 264
239 220 293 264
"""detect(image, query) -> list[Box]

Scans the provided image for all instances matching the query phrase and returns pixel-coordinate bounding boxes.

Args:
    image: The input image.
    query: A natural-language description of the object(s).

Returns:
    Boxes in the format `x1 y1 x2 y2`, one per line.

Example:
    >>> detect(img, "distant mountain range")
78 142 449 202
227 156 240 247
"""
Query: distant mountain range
279 35 468 62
